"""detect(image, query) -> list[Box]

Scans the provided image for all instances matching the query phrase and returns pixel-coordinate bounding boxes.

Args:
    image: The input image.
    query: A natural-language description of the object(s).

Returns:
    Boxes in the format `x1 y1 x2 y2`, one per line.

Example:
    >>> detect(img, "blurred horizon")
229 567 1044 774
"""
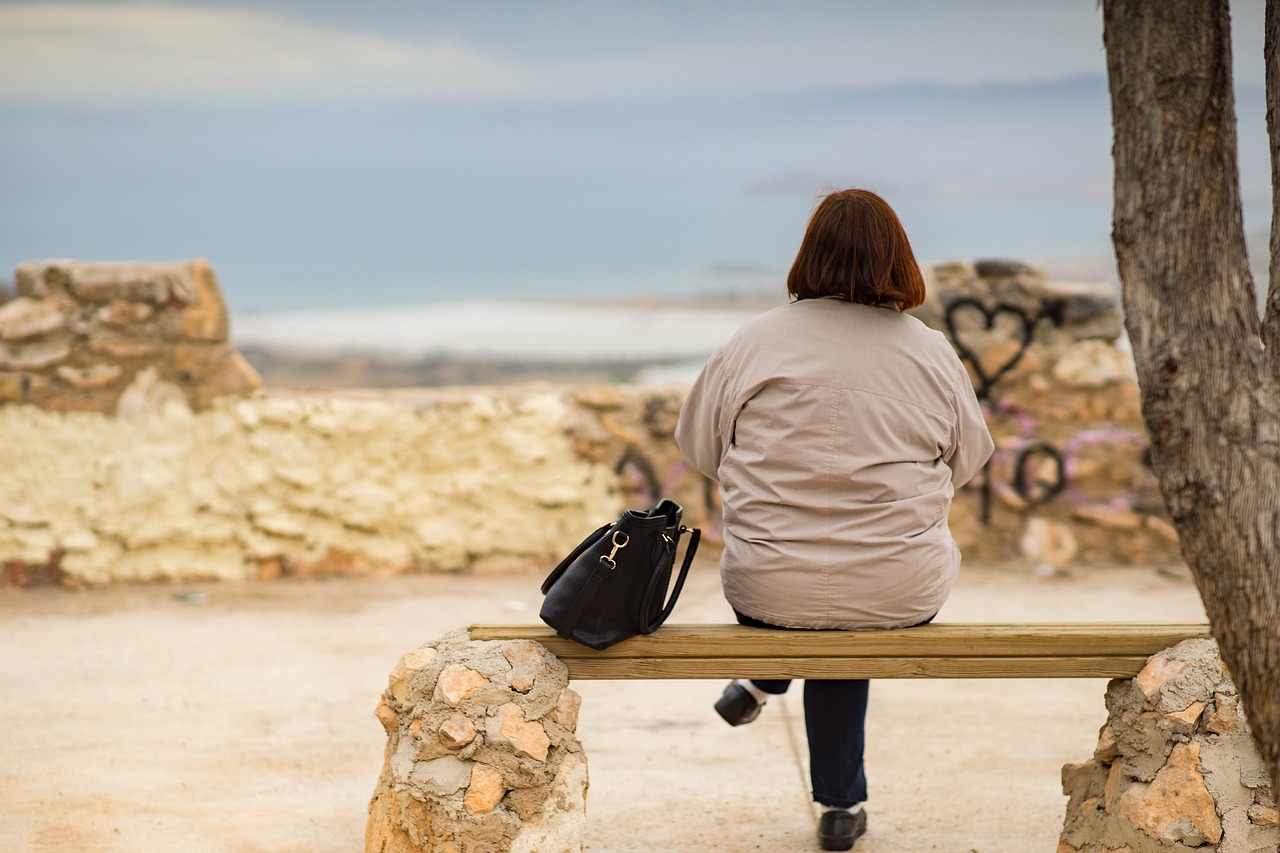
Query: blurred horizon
0 1 1271 314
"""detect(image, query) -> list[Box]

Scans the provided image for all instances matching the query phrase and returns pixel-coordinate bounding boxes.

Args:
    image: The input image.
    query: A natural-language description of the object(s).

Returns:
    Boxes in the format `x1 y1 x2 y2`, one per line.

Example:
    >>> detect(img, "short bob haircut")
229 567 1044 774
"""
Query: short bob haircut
786 188 926 311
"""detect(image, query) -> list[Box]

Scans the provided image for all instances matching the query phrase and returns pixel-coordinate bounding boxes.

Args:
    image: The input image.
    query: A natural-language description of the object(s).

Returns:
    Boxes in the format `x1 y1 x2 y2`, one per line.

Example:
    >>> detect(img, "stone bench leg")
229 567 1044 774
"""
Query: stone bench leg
366 629 587 853
1060 638 1278 852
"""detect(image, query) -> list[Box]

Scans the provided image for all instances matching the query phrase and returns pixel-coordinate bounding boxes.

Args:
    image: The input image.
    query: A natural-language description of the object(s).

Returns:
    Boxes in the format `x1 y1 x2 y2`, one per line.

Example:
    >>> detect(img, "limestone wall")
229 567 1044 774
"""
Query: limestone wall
0 389 620 585
0 259 259 413
0 257 1187 585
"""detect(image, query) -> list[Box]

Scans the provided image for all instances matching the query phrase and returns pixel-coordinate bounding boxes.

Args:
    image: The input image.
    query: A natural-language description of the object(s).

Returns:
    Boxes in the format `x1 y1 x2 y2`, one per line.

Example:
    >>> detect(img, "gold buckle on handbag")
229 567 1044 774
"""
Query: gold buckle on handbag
599 531 630 570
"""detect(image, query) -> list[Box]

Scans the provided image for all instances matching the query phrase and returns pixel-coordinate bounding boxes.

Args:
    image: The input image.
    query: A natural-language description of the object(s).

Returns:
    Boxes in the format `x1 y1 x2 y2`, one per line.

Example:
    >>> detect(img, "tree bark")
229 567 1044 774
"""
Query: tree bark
1103 0 1280 792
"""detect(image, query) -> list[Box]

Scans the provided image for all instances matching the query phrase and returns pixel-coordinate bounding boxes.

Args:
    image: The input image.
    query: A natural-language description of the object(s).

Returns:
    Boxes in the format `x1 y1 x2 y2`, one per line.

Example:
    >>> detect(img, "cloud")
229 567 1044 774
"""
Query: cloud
0 2 545 104
747 173 1111 202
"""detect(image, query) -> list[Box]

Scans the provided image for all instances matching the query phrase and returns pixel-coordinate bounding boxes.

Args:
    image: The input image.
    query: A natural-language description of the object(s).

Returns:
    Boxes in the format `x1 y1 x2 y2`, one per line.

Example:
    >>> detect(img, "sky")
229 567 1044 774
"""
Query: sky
0 0 1271 314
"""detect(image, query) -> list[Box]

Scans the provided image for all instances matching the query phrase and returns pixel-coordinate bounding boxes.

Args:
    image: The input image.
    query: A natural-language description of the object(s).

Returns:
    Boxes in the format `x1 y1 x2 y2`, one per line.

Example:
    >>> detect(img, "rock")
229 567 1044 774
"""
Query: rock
1249 804 1278 828
97 300 155 327
1062 761 1097 796
1163 700 1206 734
569 385 630 410
1116 741 1222 846
375 696 398 733
1135 657 1192 707
434 664 490 708
1072 504 1144 531
115 366 190 419
503 641 544 694
409 755 472 797
1052 340 1133 388
388 647 439 705
179 259 229 342
464 764 506 815
1094 724 1120 762
975 258 1047 278
1020 517 1078 566
549 688 582 732
1206 693 1238 735
0 337 71 370
1143 516 1180 544
88 335 162 360
56 363 123 390
488 703 551 762
0 297 67 341
439 714 477 750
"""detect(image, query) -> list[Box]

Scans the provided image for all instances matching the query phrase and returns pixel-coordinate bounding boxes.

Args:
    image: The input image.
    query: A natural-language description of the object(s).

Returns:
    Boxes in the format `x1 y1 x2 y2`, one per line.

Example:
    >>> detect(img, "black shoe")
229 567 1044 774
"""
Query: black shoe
818 808 866 851
714 681 763 726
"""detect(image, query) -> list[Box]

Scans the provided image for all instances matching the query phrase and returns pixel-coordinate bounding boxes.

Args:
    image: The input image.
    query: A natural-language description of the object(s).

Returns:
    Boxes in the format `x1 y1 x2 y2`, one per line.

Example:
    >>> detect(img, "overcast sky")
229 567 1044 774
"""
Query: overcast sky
0 1 1270 312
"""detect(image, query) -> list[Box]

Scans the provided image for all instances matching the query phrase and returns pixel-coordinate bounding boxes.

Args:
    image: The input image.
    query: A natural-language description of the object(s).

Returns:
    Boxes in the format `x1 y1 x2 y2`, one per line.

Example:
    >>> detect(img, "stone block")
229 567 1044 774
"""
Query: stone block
1248 804 1278 828
180 259 229 342
375 695 398 734
0 297 68 341
488 703 551 762
464 763 506 815
439 713 477 751
503 640 544 694
435 664 490 708
0 337 72 370
388 647 439 705
1052 340 1134 388
1020 517 1078 566
409 755 472 796
1116 742 1222 846
56 363 123 390
549 688 582 733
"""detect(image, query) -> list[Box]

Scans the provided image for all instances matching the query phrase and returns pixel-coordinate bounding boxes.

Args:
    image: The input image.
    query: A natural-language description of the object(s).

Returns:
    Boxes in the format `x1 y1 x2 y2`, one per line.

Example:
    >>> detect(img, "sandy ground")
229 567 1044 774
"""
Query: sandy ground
0 558 1207 853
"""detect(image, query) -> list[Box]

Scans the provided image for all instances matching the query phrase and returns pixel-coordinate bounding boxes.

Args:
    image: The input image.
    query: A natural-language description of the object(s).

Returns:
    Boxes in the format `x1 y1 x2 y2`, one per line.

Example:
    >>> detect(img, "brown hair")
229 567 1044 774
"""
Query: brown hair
786 188 926 310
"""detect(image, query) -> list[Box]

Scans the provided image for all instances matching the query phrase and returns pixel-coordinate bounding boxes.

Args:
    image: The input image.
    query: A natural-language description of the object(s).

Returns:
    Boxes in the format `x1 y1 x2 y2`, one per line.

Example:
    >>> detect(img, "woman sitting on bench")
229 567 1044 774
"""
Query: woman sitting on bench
675 188 993 851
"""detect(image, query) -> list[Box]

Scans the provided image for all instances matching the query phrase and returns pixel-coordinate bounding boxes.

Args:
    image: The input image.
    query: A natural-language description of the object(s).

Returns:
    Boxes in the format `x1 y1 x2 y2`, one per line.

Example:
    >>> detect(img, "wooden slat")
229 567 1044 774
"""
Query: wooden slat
470 623 1210 659
558 655 1155 680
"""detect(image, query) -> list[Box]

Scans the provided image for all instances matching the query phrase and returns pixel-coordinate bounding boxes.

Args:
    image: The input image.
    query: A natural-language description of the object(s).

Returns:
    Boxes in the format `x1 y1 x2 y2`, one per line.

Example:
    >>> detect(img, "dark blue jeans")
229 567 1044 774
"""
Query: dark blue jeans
736 610 938 807
735 611 869 808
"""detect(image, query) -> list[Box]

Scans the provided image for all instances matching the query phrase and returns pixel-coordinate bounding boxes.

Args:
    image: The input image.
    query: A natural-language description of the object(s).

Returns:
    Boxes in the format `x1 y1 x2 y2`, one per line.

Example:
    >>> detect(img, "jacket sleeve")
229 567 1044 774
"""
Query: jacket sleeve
675 348 731 482
945 361 995 487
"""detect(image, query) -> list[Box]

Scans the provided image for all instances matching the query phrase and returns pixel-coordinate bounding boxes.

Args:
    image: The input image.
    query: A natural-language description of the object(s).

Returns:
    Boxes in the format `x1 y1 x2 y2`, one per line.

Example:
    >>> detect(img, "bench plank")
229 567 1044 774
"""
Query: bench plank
558 655 1157 680
468 623 1210 680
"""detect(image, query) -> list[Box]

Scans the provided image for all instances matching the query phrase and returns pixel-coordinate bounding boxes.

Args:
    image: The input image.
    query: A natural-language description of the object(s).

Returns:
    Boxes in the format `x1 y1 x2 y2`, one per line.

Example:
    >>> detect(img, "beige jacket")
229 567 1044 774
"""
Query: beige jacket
676 298 993 629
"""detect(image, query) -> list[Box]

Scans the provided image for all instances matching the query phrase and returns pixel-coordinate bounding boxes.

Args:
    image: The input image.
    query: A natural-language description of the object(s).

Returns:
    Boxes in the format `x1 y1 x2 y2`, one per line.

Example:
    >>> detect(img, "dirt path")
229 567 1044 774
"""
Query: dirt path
0 561 1206 852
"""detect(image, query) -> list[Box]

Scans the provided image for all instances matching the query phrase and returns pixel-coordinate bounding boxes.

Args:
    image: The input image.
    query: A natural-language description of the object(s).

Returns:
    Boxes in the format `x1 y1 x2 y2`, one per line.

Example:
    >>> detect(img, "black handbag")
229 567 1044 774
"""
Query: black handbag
539 499 701 650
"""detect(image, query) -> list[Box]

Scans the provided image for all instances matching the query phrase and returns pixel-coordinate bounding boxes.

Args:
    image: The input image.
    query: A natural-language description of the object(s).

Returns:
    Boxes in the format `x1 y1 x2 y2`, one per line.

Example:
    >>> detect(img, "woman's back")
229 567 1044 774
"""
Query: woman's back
677 298 991 629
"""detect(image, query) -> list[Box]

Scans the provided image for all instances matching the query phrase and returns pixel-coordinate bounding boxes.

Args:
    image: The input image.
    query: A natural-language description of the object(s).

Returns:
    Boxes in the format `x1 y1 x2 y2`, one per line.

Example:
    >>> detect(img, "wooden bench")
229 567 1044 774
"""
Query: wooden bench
469 623 1212 680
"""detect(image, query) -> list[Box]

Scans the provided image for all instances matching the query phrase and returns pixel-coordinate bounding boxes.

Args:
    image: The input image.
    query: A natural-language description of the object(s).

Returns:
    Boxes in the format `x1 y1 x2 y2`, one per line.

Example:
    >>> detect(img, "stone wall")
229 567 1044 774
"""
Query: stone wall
0 257 1186 585
0 259 259 413
1060 639 1278 852
0 389 620 585
915 260 1168 566
366 630 587 853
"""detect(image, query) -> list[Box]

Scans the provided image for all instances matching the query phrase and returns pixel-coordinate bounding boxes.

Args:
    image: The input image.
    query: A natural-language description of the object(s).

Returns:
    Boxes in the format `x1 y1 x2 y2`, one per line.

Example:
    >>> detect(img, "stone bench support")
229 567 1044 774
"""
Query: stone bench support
365 631 1277 853
365 630 587 853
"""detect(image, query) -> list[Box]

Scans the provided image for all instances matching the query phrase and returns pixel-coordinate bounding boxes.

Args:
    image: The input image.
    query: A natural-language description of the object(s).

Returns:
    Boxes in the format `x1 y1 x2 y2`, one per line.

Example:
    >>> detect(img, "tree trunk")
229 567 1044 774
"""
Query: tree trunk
1103 0 1280 792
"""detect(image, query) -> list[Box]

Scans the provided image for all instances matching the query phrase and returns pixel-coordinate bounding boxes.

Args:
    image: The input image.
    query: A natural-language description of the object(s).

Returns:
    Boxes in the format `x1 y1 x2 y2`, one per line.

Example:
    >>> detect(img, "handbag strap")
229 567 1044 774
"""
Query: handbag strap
540 522 611 595
639 526 701 634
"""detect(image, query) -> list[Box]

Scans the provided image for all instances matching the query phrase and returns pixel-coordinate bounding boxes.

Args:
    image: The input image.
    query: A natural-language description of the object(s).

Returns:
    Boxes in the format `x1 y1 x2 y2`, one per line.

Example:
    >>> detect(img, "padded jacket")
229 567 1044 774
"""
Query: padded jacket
675 297 993 629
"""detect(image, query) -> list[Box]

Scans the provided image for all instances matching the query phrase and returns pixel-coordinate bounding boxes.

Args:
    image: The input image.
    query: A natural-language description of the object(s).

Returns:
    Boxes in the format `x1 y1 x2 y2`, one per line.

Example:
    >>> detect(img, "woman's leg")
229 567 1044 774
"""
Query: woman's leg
731 610 791 695
803 678 869 808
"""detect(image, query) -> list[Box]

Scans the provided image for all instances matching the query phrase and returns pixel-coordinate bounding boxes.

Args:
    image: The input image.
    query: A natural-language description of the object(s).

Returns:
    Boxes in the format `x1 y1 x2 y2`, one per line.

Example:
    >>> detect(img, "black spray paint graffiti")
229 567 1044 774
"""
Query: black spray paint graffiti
614 446 722 540
943 298 1068 524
